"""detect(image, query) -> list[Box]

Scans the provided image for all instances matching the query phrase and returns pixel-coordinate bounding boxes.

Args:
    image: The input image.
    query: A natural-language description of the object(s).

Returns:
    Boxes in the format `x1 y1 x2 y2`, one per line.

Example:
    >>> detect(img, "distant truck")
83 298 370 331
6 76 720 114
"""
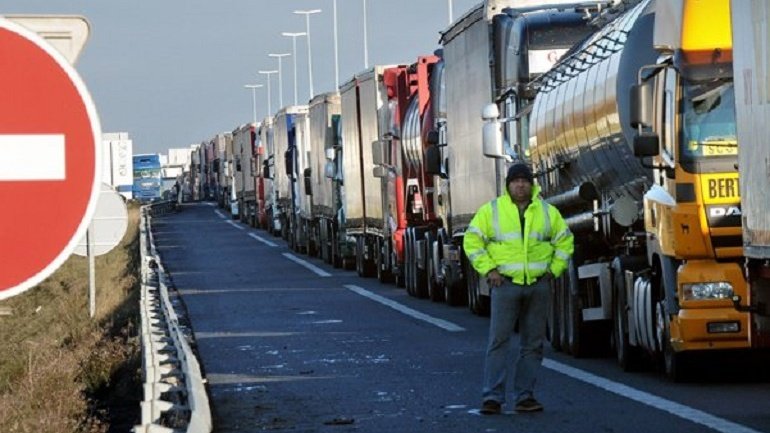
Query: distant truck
101 132 133 200
132 153 162 203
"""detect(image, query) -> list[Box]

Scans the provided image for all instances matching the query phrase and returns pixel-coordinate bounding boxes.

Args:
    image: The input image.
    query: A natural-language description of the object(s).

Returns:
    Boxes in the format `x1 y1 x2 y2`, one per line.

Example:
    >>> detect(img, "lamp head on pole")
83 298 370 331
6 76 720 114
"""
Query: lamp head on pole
293 9 322 16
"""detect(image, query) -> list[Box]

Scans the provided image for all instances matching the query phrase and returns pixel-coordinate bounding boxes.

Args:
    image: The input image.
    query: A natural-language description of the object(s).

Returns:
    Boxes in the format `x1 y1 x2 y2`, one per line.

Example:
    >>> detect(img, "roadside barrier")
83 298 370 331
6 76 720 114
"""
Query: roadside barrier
134 207 211 433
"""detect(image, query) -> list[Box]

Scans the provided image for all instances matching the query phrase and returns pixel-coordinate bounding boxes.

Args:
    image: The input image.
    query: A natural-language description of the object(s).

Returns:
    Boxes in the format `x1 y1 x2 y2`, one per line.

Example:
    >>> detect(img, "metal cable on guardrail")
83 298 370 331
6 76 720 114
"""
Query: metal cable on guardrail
134 206 212 433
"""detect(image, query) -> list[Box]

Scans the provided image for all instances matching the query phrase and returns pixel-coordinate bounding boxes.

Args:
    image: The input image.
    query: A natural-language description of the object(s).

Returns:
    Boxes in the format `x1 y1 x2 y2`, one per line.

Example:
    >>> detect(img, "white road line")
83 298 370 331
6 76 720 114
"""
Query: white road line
225 219 245 230
282 253 332 277
344 284 465 332
249 233 278 247
214 210 227 219
0 134 65 180
543 359 763 433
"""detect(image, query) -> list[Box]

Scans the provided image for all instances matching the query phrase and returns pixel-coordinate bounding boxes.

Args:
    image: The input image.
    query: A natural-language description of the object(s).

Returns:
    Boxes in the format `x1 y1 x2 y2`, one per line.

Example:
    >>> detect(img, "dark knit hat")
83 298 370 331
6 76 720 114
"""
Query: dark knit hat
506 163 534 184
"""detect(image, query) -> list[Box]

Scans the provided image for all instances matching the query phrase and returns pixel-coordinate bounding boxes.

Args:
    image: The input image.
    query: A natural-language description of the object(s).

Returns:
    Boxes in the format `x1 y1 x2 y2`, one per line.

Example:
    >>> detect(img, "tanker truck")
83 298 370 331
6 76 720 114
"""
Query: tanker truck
483 0 754 380
374 57 443 297
424 0 603 313
730 0 770 347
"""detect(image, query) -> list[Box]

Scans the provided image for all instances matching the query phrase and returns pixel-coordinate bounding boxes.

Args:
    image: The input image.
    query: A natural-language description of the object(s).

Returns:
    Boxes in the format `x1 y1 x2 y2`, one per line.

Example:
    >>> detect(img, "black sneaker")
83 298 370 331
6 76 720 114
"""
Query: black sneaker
480 400 502 415
515 397 543 412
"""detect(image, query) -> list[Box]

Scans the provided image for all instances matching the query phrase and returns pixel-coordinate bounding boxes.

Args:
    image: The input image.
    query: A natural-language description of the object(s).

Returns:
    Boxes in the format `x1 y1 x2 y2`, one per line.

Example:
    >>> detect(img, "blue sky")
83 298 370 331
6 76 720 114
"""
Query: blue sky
3 1 480 154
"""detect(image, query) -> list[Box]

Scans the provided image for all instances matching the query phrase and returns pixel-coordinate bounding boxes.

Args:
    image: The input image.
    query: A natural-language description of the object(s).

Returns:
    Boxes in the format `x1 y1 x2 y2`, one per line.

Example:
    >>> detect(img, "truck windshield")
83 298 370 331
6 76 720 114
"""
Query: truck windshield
680 78 737 161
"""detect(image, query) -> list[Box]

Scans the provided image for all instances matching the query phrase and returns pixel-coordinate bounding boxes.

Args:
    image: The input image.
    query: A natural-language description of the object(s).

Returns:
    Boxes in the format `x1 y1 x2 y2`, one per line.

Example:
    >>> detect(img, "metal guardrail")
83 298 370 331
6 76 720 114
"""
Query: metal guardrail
146 200 178 217
134 206 212 433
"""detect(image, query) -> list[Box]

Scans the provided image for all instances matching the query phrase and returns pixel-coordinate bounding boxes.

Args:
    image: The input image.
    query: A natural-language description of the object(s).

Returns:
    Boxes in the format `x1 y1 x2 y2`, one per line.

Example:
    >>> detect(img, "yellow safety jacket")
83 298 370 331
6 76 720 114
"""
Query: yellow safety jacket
464 185 574 285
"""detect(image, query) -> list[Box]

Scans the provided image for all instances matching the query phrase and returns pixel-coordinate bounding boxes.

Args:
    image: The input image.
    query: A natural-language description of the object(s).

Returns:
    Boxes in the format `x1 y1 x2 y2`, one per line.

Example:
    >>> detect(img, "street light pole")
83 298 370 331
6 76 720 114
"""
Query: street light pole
243 84 263 124
268 53 290 108
294 9 322 99
258 70 278 114
282 32 306 105
333 0 339 89
363 0 369 68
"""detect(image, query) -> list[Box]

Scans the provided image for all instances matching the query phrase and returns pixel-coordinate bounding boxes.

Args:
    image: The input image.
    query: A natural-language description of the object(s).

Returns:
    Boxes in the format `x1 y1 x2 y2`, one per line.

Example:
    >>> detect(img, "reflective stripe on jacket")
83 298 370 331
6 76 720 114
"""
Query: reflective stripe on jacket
463 185 574 285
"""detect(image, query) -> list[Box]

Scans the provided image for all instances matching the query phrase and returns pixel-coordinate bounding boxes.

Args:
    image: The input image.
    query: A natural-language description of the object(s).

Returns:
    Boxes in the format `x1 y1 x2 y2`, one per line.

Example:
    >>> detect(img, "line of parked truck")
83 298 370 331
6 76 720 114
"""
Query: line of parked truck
181 0 770 381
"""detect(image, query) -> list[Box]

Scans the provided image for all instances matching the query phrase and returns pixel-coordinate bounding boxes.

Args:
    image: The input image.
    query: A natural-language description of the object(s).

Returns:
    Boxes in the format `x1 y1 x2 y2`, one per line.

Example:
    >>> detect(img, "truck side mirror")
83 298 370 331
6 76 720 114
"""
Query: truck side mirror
634 132 660 157
426 130 439 145
372 140 384 166
303 167 312 195
284 149 293 177
630 83 653 128
324 161 336 179
262 160 271 179
372 166 387 178
481 104 506 159
425 145 442 177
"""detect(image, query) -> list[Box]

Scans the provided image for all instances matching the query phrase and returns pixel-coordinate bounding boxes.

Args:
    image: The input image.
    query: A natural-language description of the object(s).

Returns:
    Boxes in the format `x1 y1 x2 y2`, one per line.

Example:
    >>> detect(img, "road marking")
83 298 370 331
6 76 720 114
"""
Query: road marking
249 232 278 247
214 210 227 219
344 284 465 332
283 253 331 277
0 134 65 180
225 219 245 230
543 359 763 433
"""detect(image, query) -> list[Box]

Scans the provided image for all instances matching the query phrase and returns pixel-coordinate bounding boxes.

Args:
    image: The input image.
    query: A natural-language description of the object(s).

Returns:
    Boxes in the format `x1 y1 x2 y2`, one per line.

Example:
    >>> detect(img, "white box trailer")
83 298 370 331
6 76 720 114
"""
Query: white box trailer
293 110 312 252
732 0 770 259
273 106 309 240
307 92 342 262
101 132 133 200
340 66 391 274
440 5 501 235
259 116 275 231
233 123 257 225
731 1 770 329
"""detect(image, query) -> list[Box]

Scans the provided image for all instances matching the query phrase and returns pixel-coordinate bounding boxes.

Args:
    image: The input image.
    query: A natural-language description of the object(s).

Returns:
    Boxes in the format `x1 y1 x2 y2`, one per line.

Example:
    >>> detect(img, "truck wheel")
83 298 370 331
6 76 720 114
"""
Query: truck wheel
376 238 392 284
426 233 443 302
658 301 688 382
566 260 585 357
444 266 468 307
612 258 644 371
405 231 415 296
465 260 489 316
414 230 429 299
548 276 562 351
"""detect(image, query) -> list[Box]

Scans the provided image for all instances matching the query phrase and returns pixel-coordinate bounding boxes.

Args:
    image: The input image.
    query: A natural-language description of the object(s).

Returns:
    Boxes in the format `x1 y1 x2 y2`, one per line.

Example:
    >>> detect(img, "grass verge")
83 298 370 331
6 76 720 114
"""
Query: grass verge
0 202 142 433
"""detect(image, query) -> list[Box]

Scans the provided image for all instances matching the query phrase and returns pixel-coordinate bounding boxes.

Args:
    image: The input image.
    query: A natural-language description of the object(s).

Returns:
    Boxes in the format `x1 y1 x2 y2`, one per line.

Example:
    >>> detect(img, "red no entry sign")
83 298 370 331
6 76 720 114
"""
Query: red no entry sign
0 18 101 300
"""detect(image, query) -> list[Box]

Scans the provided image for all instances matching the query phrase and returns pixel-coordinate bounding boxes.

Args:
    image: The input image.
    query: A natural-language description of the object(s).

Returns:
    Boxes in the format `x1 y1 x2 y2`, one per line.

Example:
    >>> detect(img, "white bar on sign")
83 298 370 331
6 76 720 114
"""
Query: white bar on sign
0 134 66 181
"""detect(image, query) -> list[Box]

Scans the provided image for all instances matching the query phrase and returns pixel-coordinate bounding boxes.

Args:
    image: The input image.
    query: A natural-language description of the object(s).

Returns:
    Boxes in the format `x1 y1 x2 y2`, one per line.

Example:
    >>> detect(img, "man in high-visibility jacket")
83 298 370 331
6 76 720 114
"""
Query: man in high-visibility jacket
464 162 573 414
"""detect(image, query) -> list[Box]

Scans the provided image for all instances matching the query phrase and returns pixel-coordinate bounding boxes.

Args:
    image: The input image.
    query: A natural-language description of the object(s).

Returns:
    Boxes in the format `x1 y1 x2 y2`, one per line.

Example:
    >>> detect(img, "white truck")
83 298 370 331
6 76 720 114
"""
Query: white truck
730 0 770 346
339 67 392 274
232 123 258 226
306 92 342 265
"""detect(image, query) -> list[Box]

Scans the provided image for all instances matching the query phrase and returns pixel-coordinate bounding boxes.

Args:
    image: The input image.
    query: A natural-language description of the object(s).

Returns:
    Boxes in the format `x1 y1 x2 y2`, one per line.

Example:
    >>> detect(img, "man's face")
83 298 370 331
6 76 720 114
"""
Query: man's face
507 178 532 202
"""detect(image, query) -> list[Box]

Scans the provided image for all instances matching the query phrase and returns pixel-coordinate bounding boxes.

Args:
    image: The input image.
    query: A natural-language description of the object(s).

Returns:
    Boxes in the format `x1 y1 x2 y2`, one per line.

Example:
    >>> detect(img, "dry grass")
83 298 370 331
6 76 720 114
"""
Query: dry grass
0 202 142 433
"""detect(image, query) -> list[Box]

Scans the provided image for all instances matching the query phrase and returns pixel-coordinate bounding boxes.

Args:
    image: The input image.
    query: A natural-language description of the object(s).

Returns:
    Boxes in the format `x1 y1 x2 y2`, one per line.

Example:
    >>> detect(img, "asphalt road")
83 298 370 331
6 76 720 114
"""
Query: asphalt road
152 203 770 433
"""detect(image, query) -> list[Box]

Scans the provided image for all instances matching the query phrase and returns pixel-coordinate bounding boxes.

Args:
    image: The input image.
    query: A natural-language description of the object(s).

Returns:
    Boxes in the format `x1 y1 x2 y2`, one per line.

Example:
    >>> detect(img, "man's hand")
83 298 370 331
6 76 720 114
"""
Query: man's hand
486 269 504 288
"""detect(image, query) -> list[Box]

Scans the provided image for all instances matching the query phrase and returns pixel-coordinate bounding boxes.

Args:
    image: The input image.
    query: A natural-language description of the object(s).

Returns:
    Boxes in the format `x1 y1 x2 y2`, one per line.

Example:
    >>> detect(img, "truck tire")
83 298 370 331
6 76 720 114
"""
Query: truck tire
658 300 689 382
566 260 585 357
426 232 444 302
612 257 645 371
548 276 562 351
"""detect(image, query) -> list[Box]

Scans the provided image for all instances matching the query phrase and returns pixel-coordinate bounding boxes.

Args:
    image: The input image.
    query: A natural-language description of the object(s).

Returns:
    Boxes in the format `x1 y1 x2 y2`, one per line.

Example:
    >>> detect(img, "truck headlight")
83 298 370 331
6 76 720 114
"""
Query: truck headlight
682 282 733 300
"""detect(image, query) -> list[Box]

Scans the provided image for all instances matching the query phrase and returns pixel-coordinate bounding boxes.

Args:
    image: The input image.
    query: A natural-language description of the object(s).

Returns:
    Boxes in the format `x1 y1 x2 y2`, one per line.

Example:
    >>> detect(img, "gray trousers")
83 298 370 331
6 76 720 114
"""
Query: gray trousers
482 277 549 404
